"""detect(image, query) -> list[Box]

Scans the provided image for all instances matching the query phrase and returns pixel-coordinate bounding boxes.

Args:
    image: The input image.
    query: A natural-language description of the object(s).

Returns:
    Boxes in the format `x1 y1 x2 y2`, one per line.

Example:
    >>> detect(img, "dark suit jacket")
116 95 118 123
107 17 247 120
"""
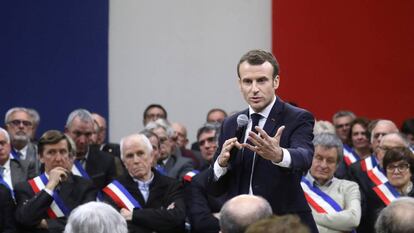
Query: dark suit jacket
86 145 117 190
100 142 121 158
186 169 224 233
104 171 186 233
0 184 16 233
164 153 194 181
14 174 98 233
10 158 37 188
207 97 318 232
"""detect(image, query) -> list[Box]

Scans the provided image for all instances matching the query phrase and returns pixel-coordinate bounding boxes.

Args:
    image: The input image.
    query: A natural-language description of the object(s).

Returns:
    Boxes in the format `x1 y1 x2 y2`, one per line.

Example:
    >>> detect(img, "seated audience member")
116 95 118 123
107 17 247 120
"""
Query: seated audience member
196 123 220 171
64 202 127 233
142 104 168 126
4 107 41 173
401 118 414 147
219 194 272 233
0 184 16 233
0 127 36 191
347 126 408 233
172 122 203 170
382 147 414 197
27 108 41 143
301 133 361 233
191 108 227 151
375 197 414 233
332 110 356 146
103 133 186 233
65 109 116 190
245 215 310 233
313 120 335 135
145 119 193 180
14 130 98 233
91 113 121 158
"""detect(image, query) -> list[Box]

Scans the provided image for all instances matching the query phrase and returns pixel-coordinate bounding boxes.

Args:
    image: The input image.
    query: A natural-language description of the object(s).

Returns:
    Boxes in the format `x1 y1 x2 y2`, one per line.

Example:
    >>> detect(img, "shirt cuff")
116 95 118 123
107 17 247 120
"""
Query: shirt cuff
44 188 54 196
272 148 291 168
213 160 228 180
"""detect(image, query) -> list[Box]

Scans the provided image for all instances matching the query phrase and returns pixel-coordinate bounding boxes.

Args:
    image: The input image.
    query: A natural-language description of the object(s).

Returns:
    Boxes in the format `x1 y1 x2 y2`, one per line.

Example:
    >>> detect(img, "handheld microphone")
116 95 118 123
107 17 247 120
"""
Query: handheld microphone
236 114 249 143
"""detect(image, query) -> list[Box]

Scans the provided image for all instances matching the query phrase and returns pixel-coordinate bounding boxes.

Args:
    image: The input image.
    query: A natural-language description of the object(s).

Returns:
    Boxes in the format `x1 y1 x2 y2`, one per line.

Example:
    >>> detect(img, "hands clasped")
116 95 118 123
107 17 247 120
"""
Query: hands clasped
217 125 285 167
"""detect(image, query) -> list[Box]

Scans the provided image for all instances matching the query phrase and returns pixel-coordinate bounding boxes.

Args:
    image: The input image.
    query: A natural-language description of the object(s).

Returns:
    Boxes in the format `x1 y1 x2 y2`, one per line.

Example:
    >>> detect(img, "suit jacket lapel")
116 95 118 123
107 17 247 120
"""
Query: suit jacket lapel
10 159 23 186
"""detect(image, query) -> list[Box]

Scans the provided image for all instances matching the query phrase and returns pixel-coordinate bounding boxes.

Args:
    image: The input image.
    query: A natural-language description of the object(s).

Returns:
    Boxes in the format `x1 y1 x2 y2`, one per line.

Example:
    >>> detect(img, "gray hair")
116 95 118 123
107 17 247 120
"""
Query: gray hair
0 127 10 143
313 133 344 164
27 108 41 127
375 197 414 233
313 120 336 135
4 107 33 124
220 195 273 233
120 134 153 160
332 110 356 122
65 109 94 129
145 118 175 138
64 202 127 233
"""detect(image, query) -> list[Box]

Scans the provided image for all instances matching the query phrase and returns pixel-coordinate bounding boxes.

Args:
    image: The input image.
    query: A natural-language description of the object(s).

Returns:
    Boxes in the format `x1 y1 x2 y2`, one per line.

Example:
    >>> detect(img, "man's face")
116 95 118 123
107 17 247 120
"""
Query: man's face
310 145 338 185
0 132 11 165
152 127 172 160
92 114 107 145
6 111 33 146
65 117 94 158
333 116 353 143
238 61 278 113
144 107 166 126
371 121 399 155
198 130 217 162
148 135 160 166
122 138 153 181
171 123 188 149
376 134 407 167
207 111 226 123
351 123 370 150
40 140 73 173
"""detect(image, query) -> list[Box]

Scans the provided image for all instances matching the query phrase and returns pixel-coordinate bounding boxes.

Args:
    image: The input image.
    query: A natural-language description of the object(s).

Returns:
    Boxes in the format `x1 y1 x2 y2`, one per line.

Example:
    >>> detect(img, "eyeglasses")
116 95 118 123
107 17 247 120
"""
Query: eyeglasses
373 132 387 140
335 123 350 129
199 137 216 146
7 120 33 127
386 163 410 173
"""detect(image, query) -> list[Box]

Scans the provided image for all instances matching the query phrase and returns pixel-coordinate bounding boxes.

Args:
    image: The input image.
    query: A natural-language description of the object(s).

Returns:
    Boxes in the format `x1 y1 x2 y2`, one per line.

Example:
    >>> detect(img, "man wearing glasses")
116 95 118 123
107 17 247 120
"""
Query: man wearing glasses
332 110 356 146
4 107 41 173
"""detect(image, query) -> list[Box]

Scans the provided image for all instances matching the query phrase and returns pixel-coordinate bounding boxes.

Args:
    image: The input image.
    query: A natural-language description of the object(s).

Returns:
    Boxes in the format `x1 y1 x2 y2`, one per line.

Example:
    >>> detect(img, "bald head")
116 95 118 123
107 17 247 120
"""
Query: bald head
91 113 107 145
371 120 399 154
220 195 273 233
376 133 409 166
376 197 414 233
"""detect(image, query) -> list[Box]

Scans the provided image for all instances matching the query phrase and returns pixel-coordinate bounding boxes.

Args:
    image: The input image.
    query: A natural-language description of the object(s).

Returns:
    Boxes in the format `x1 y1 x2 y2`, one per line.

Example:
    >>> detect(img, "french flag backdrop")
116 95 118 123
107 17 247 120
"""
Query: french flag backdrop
1 1 413 142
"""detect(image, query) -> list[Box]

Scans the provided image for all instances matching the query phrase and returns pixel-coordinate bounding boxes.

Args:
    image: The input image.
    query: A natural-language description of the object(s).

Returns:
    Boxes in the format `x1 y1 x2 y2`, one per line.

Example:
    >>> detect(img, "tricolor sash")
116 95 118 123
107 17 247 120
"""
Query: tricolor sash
343 145 360 166
361 155 378 172
183 170 200 182
10 151 20 160
0 176 14 199
301 177 342 214
373 182 400 206
28 174 70 219
103 180 141 211
367 166 388 186
71 160 91 180
155 164 167 175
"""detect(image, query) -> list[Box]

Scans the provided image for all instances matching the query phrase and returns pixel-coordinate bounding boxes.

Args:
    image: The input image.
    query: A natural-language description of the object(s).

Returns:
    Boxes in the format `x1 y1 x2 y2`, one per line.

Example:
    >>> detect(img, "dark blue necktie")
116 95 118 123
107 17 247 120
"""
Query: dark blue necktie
240 113 262 194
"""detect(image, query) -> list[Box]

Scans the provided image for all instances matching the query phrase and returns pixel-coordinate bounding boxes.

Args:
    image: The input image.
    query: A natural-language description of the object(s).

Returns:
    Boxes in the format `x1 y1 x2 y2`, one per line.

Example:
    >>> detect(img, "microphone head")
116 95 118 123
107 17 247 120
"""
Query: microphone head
237 114 249 128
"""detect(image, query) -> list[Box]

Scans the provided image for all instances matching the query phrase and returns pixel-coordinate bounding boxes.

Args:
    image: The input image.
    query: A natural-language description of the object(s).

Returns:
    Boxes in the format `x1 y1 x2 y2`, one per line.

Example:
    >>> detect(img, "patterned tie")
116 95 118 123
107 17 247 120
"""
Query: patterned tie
240 113 262 194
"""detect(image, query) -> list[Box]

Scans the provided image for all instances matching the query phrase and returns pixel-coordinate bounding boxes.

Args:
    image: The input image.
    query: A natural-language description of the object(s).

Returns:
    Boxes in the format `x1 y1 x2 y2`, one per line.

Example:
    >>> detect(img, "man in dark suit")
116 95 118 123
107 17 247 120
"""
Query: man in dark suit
0 128 37 191
14 130 98 233
64 109 116 190
0 184 16 233
207 49 317 232
103 133 186 233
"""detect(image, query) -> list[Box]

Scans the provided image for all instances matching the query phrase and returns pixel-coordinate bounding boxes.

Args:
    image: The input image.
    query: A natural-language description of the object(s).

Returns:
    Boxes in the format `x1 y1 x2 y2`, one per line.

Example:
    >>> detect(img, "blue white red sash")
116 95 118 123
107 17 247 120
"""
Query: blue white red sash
10 151 20 160
102 180 141 211
300 177 342 214
373 182 400 206
71 160 91 180
28 174 70 219
367 166 388 186
0 176 14 199
361 155 378 172
183 170 200 182
155 164 167 175
343 145 360 166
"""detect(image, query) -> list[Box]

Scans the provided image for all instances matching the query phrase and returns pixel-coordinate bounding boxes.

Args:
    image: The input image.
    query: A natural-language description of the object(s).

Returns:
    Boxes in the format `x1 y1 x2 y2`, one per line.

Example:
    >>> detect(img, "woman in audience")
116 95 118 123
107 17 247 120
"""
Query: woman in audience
348 117 371 159
383 147 414 196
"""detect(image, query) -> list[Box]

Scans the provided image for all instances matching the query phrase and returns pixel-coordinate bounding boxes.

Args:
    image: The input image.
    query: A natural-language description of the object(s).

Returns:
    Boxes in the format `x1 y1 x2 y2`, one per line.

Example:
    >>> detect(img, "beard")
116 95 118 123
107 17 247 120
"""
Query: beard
12 134 30 144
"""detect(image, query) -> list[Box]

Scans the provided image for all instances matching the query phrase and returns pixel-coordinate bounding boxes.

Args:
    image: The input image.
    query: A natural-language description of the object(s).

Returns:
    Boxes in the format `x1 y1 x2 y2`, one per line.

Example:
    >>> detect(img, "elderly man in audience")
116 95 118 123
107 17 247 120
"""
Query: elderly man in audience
0 127 36 191
64 202 128 233
91 112 121 158
145 119 193 180
219 194 273 233
301 133 361 233
142 104 168 126
332 110 356 146
245 215 310 233
14 130 98 233
103 133 186 233
172 122 203 170
347 126 409 233
64 109 116 189
375 197 414 233
4 107 41 173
